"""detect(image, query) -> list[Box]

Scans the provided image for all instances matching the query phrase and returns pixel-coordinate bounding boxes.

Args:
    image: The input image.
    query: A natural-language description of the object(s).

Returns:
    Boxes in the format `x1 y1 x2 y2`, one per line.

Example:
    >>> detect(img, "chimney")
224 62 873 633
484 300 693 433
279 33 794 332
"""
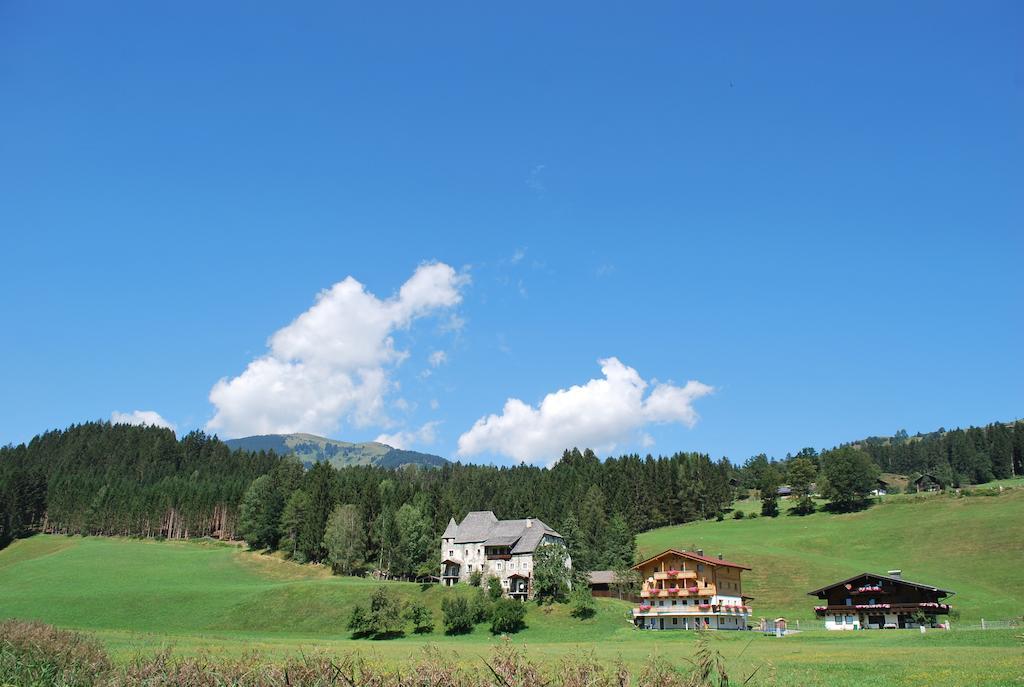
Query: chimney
526 518 533 528
717 553 724 560
888 570 902 579
697 549 704 556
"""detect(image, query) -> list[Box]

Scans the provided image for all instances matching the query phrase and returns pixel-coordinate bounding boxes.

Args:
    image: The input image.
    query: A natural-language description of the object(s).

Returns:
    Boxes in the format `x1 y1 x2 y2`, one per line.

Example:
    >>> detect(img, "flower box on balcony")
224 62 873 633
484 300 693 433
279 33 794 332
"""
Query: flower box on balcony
698 604 711 609
687 587 699 593
667 587 679 593
667 569 680 577
638 604 652 612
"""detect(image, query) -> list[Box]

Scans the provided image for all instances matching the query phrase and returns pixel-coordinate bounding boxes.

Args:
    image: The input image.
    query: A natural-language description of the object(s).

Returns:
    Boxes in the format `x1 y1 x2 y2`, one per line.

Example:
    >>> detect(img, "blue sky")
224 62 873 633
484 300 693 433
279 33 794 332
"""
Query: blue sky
1 2 1021 465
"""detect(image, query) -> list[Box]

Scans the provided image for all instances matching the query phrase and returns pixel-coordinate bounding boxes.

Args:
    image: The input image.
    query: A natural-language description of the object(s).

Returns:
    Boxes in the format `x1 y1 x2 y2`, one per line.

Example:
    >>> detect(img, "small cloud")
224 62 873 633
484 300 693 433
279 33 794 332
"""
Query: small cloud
497 332 511 355
517 279 528 298
596 263 616 277
111 410 176 432
375 421 441 450
430 399 440 410
428 350 448 368
641 433 655 448
526 164 546 194
439 313 466 334
511 247 527 264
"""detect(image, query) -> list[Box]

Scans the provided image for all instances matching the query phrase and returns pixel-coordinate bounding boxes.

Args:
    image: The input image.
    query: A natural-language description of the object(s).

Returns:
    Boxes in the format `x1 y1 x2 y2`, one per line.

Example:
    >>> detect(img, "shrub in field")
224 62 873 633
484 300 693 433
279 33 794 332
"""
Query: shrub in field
487 574 504 600
404 601 434 634
490 598 527 634
471 587 493 623
732 510 744 519
569 585 596 619
468 569 483 586
347 586 407 638
441 596 474 635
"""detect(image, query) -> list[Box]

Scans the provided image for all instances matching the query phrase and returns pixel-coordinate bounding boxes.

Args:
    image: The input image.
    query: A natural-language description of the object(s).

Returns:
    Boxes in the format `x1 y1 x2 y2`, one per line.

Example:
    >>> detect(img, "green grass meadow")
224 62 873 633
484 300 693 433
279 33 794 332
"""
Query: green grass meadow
1 485 1023 685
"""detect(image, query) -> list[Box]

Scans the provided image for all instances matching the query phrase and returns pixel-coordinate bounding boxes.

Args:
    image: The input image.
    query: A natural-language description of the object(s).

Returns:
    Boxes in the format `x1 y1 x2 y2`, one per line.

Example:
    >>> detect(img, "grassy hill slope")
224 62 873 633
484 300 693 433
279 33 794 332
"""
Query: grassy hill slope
637 484 1024 623
0 536 625 643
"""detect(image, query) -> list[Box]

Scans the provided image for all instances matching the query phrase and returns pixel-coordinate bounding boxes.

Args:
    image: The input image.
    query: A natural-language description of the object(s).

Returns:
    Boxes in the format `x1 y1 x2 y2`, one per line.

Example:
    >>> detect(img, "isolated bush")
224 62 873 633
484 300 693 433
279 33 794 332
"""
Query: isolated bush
404 601 434 634
471 588 493 623
487 575 504 600
347 604 373 637
569 585 596 619
732 510 745 520
468 569 483 587
348 586 407 638
490 599 527 634
441 596 474 635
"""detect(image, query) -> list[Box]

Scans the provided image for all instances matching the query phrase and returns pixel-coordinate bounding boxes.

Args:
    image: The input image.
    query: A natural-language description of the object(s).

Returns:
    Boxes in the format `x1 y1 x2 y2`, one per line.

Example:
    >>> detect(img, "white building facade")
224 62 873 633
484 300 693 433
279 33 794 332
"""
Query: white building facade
440 511 569 598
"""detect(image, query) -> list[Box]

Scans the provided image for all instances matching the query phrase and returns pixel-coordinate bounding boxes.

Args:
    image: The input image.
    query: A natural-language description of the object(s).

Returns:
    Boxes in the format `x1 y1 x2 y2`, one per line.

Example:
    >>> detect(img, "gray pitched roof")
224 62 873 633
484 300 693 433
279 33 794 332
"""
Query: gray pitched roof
442 517 458 539
450 511 562 554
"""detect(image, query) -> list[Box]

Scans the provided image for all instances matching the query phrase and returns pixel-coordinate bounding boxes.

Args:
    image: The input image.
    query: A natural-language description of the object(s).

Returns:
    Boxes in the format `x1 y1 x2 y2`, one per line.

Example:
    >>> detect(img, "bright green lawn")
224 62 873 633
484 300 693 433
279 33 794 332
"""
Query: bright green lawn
1 488 1023 685
639 486 1024 624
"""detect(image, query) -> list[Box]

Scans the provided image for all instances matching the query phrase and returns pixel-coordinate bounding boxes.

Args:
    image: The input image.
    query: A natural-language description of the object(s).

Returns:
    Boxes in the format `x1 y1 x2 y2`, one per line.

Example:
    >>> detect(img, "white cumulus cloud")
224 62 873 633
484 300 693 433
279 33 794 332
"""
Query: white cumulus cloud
428 350 447 367
456 358 712 464
206 262 468 438
375 421 440 450
111 410 176 432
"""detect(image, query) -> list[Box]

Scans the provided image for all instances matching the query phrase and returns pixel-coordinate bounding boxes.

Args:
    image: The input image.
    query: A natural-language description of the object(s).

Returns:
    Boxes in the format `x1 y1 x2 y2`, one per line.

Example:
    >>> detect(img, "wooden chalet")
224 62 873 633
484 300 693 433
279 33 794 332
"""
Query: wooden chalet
631 548 752 630
912 473 943 492
808 570 953 630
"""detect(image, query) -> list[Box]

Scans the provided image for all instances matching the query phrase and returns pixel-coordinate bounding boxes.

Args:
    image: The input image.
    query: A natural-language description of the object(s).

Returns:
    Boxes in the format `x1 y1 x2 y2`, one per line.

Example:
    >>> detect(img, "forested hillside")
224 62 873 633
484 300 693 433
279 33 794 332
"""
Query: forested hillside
3 419 1021 578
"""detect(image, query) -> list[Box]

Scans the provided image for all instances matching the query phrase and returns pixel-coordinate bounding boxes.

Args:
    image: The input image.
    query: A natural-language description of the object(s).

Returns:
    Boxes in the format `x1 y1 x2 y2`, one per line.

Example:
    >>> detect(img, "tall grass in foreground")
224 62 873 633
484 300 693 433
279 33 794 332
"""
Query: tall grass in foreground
0 620 761 687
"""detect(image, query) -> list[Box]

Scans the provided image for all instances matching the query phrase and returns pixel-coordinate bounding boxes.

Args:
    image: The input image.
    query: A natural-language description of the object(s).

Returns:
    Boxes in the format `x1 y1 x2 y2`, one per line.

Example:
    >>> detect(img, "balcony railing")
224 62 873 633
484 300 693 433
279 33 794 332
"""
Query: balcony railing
633 604 751 617
813 603 950 614
486 554 512 561
653 570 697 581
641 584 717 598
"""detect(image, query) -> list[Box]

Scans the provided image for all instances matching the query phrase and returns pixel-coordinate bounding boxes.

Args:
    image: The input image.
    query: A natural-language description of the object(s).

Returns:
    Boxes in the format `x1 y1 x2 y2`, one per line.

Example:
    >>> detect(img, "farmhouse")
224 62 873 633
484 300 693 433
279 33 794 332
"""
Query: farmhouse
808 570 954 630
912 473 944 492
439 511 569 598
631 548 752 630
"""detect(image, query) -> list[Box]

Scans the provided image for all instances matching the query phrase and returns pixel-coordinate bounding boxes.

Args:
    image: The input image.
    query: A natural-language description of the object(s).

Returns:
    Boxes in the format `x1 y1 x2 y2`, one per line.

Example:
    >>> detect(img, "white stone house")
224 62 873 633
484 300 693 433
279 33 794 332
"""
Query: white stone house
440 511 570 598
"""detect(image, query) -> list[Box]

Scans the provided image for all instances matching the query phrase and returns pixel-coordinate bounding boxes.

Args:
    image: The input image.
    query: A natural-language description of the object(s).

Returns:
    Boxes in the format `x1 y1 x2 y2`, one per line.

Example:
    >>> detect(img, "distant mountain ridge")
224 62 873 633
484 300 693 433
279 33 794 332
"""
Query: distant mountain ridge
224 433 449 469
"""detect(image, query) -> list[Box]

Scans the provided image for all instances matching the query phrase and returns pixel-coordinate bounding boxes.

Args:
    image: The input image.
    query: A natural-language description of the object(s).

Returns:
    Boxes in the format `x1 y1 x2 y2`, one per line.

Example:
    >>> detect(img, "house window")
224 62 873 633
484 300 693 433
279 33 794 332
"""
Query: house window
845 598 852 606
449 550 453 557
845 615 854 625
510 562 516 569
497 563 503 571
698 564 705 573
465 549 469 557
672 618 677 625
834 615 842 624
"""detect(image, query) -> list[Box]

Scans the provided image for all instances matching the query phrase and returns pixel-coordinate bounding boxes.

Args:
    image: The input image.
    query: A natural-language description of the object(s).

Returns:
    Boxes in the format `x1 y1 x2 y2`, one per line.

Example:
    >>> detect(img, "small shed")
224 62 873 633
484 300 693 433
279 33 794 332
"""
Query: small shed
587 570 616 597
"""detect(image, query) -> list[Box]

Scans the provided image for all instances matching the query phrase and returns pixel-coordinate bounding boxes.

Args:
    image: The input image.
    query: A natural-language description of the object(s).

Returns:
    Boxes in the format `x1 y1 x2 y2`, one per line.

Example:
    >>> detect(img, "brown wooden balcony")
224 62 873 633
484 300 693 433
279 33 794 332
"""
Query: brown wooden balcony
813 602 950 614
486 554 512 561
653 570 697 581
